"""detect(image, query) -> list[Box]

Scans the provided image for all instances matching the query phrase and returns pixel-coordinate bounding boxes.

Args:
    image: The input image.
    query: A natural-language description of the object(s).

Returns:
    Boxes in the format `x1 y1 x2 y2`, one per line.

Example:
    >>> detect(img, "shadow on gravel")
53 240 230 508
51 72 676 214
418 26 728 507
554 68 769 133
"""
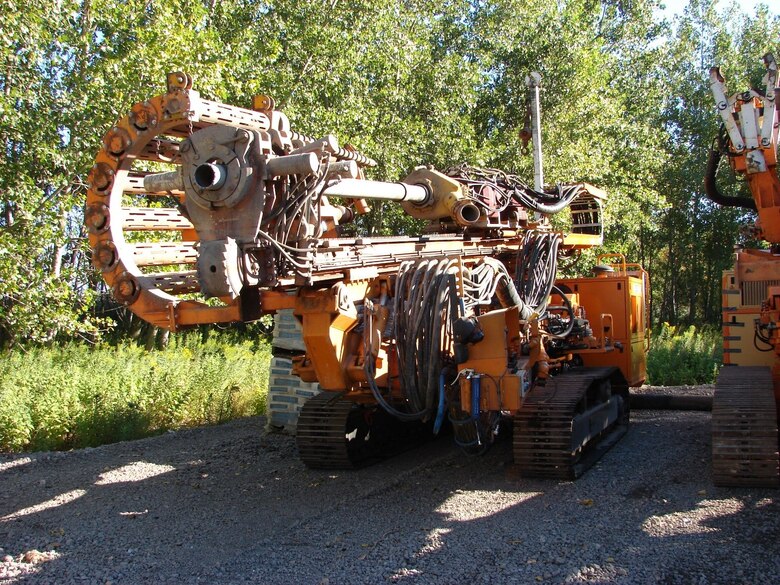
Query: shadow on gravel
1 411 779 584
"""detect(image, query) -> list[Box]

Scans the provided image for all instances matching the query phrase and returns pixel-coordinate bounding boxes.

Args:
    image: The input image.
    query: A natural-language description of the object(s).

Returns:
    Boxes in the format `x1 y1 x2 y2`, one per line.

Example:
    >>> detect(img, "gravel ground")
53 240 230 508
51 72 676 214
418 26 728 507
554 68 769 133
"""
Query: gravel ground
1 386 778 585
632 385 715 398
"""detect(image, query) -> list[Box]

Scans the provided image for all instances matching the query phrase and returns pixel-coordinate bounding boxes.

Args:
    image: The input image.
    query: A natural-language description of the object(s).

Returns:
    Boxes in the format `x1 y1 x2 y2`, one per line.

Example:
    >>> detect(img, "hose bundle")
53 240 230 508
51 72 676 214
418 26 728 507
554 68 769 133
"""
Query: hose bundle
254 159 330 278
515 231 561 315
463 257 532 318
445 164 585 215
365 259 461 421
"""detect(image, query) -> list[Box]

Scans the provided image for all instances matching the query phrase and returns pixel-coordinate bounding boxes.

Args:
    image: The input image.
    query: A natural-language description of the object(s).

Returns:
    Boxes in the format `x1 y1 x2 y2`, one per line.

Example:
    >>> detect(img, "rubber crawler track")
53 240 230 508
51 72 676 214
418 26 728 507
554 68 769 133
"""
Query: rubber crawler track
513 367 629 480
296 392 356 469
712 366 779 487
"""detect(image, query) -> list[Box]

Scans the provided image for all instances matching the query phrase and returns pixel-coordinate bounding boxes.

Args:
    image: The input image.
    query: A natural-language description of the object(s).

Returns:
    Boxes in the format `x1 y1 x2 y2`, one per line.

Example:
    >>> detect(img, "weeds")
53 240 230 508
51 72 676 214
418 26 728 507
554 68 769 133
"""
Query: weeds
0 334 270 452
646 323 721 385
0 319 725 451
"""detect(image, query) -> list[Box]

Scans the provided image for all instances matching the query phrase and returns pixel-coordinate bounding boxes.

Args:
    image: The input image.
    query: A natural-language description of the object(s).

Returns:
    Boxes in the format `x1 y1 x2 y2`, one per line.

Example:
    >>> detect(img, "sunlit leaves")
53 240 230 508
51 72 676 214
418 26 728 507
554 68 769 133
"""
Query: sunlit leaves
2 0 778 345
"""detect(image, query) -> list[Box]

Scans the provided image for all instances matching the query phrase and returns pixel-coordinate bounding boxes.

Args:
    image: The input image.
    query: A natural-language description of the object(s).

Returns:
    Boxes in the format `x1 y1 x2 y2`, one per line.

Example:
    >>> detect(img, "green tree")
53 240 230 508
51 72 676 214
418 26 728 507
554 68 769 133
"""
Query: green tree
2 0 777 346
651 0 779 324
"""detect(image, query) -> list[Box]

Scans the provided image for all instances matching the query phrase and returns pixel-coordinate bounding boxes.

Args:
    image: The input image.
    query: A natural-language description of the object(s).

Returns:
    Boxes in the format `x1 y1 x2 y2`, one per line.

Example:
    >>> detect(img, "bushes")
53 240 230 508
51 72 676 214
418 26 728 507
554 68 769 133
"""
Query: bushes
0 336 270 452
0 318 727 451
646 323 721 385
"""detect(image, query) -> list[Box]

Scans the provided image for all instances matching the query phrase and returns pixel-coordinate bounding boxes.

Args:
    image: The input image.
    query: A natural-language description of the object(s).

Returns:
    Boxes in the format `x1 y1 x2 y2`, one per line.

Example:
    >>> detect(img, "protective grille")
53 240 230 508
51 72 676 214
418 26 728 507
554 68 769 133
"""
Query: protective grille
741 280 780 307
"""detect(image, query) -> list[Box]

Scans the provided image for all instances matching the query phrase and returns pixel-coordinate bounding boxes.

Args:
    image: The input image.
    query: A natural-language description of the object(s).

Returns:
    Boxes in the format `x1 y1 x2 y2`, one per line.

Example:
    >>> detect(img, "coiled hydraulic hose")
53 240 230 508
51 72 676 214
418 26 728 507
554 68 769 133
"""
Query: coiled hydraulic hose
515 231 560 315
365 259 461 422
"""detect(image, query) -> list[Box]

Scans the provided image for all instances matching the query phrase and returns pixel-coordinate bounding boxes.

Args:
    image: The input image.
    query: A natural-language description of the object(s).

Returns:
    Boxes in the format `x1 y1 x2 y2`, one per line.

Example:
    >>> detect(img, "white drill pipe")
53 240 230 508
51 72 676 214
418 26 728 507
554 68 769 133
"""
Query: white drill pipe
322 179 429 203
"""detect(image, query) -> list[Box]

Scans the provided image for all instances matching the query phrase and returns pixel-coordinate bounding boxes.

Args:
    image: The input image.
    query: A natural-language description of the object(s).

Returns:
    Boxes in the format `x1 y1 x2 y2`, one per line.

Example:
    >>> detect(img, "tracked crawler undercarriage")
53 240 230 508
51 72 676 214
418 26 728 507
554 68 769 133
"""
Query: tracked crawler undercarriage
86 72 648 478
514 367 630 480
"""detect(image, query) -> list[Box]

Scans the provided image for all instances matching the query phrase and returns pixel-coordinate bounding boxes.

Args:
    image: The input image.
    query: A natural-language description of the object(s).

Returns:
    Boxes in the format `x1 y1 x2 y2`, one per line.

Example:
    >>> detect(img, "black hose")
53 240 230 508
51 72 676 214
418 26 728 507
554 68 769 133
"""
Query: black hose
371 260 462 422
482 257 533 318
703 139 757 211
515 231 559 315
444 164 584 216
511 183 583 214
545 284 575 338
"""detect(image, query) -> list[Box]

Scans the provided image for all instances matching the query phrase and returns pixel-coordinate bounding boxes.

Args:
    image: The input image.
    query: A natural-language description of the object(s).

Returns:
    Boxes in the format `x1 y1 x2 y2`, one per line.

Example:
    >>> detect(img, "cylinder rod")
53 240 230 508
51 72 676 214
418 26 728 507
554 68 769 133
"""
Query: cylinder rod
322 179 429 203
143 169 184 193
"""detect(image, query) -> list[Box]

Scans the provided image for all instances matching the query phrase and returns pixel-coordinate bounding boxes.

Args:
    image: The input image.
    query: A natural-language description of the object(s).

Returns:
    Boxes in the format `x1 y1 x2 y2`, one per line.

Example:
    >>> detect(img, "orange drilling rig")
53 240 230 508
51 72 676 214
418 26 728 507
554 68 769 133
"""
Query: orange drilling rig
707 53 780 486
86 72 648 478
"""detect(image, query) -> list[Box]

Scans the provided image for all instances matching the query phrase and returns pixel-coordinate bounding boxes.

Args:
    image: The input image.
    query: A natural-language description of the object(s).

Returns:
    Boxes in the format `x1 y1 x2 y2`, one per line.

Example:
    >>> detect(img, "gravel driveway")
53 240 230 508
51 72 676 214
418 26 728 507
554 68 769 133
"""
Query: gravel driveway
1 392 779 584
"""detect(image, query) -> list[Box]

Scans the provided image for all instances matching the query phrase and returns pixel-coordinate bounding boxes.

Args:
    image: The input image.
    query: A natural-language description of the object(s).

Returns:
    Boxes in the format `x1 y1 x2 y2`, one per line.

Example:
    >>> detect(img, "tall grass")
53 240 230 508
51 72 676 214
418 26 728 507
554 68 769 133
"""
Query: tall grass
0 320 724 451
0 335 271 452
646 323 721 385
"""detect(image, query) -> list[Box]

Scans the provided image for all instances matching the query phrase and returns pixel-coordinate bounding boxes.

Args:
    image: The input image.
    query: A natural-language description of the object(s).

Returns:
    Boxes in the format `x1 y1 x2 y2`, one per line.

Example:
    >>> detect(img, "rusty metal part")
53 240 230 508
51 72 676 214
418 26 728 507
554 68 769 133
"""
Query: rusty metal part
130 101 159 131
92 241 119 272
451 199 481 226
85 203 110 234
88 162 115 195
120 207 193 231
143 169 184 193
289 134 340 156
180 125 263 211
113 272 142 306
712 366 779 487
265 152 320 178
197 238 244 299
289 130 377 167
514 367 629 479
103 126 132 157
326 160 359 179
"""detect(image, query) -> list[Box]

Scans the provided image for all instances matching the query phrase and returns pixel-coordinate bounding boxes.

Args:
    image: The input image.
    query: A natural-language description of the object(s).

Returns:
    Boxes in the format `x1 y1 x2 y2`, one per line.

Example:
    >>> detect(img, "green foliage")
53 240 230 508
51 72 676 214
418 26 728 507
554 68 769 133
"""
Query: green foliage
0 335 271 452
646 323 722 385
0 0 778 346
644 0 780 325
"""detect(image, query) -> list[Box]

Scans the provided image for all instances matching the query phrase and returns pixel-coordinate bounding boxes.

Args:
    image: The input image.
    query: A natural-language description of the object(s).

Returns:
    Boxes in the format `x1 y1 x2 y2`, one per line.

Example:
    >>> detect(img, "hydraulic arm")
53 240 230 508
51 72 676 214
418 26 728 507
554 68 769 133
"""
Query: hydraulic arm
707 53 780 487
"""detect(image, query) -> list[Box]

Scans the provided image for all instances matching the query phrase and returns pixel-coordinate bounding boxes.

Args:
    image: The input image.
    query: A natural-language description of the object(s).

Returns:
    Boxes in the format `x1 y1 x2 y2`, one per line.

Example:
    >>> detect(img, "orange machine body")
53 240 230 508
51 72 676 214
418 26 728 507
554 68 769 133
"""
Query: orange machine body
457 257 648 415
559 270 648 387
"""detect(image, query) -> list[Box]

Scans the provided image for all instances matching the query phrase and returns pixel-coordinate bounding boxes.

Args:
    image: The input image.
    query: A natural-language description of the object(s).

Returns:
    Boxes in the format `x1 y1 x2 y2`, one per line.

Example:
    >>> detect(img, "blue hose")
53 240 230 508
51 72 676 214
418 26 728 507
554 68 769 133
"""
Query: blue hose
433 372 446 435
471 375 481 420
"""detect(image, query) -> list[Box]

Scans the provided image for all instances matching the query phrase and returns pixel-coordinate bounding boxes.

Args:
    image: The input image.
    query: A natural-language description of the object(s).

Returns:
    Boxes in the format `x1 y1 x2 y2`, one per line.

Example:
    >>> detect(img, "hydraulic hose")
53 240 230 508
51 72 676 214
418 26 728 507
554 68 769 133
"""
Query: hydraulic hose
482 257 533 319
545 284 575 338
704 138 757 211
433 373 446 435
511 183 583 214
367 259 462 422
